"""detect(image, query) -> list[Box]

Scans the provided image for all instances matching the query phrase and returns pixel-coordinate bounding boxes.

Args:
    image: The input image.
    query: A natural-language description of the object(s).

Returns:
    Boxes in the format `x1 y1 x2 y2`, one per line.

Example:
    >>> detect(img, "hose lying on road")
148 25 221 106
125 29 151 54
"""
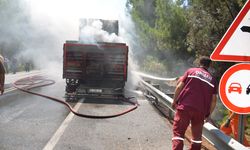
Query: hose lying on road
13 75 138 119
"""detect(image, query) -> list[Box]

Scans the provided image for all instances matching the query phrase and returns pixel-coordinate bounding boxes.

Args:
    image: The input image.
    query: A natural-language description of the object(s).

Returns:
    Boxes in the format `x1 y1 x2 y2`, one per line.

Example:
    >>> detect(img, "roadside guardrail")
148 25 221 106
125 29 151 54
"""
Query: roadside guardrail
139 78 248 150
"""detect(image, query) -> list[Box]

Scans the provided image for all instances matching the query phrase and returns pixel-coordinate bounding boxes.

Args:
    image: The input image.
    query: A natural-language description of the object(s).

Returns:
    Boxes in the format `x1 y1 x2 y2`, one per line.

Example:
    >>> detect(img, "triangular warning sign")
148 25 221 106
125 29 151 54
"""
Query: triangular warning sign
210 0 250 62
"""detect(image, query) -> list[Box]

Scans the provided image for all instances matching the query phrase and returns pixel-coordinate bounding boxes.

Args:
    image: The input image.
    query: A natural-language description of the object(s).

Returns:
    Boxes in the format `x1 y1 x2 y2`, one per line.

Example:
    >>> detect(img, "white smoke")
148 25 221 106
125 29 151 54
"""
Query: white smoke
79 20 124 43
17 0 130 71
0 0 142 90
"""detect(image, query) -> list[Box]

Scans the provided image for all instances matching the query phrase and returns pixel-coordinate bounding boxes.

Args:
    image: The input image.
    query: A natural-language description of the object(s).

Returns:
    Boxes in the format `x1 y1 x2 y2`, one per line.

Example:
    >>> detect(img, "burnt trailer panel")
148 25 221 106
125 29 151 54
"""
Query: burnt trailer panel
63 41 128 96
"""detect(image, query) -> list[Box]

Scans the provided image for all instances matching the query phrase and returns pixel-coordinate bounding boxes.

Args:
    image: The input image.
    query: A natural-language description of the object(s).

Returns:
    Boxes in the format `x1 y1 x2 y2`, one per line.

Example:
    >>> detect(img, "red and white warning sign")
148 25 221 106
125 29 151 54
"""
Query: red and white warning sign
210 0 250 62
219 63 250 114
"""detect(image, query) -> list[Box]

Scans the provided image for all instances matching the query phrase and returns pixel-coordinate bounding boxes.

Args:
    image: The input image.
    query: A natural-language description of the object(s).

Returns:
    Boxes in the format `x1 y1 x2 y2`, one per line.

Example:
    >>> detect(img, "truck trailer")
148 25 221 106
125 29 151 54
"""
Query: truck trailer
63 19 128 98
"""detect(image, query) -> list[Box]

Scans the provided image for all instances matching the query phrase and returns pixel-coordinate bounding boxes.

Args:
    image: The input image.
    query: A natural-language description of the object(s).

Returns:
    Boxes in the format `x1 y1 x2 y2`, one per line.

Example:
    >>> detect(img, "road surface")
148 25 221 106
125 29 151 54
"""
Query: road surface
0 71 174 150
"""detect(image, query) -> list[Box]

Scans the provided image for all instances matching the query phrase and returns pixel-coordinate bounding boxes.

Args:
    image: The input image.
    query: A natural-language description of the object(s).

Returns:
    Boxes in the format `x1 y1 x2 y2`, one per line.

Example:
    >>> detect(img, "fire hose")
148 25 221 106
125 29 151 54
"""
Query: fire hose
13 75 138 119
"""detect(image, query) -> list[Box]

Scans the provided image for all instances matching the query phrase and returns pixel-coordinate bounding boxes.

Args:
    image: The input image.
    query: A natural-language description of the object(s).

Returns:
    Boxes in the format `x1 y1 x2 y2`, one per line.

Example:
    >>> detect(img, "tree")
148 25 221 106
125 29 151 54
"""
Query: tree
128 0 247 77
184 0 246 78
128 0 193 76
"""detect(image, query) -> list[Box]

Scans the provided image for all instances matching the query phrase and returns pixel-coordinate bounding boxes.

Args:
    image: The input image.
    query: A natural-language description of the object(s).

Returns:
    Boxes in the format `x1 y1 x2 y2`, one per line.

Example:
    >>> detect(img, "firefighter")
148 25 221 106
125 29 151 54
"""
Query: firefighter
220 111 250 146
171 56 217 150
0 55 5 95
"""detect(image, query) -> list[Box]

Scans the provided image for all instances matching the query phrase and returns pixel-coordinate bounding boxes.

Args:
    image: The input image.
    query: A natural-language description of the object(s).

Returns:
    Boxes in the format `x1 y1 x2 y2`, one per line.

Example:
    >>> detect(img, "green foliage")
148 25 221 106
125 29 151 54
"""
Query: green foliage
129 0 194 76
128 0 247 77
141 55 168 76
185 1 232 56
155 0 189 54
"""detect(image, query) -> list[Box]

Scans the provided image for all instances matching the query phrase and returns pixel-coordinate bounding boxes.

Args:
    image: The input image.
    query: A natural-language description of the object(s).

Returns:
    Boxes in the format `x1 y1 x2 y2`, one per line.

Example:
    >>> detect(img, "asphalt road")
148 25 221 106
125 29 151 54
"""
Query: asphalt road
0 71 69 150
0 71 174 150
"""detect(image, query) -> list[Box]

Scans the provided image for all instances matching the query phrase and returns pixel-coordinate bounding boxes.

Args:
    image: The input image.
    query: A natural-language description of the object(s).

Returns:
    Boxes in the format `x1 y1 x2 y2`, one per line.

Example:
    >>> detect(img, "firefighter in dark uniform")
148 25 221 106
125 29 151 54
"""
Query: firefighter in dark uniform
0 55 5 95
171 56 217 150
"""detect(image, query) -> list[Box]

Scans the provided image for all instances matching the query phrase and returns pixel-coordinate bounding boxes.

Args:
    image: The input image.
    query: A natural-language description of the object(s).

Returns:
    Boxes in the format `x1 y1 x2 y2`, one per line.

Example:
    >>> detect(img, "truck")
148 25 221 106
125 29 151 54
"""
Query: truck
63 19 128 98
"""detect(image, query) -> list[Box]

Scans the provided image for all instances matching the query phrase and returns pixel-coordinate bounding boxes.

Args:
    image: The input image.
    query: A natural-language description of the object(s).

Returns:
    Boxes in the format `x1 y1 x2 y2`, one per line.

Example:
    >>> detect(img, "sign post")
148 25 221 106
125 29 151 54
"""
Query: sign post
238 115 245 143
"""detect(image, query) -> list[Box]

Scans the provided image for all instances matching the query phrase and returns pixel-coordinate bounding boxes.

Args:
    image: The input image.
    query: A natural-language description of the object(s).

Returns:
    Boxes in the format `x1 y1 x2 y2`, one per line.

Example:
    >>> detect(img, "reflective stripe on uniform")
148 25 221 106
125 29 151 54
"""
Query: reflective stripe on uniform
191 139 202 144
172 137 184 141
187 75 214 87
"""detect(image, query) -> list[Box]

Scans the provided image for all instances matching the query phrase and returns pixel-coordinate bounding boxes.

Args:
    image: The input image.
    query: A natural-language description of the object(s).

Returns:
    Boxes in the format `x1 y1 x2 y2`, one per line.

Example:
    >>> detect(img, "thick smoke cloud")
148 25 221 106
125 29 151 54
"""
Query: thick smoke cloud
0 0 144 89
1 0 133 72
79 19 124 43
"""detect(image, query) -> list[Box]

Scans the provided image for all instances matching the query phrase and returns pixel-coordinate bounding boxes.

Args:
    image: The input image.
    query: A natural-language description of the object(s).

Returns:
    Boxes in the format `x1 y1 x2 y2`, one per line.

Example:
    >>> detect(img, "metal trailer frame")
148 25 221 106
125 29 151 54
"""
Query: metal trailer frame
63 41 128 98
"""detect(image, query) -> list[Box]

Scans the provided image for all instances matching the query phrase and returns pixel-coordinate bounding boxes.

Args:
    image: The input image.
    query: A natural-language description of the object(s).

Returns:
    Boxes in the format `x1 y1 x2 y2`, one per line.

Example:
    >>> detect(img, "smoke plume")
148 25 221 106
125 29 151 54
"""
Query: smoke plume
0 1 129 69
79 19 124 43
0 0 144 89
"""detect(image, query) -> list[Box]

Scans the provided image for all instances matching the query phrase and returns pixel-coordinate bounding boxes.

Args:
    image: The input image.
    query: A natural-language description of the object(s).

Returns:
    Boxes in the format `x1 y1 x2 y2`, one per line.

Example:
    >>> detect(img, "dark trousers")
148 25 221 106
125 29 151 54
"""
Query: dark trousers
172 108 205 150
